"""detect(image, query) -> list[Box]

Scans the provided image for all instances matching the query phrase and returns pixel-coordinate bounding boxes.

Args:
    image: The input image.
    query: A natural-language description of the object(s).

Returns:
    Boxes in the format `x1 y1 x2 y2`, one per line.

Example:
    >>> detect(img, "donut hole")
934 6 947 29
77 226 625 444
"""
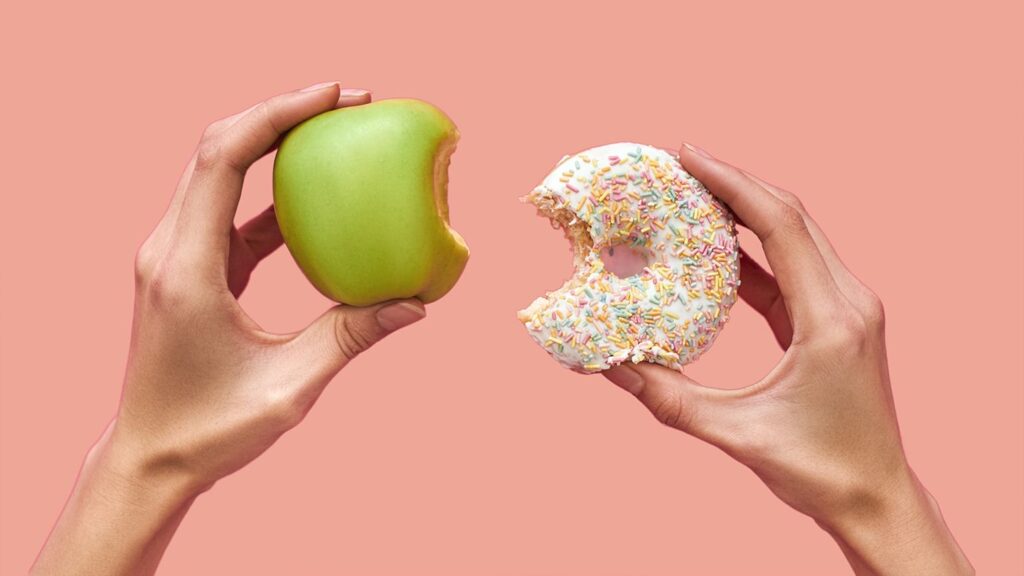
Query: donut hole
599 243 652 278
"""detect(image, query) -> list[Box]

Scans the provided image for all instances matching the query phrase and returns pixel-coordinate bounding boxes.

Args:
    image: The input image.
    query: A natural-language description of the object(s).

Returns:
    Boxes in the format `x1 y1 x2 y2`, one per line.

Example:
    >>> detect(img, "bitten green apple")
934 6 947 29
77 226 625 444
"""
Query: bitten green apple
273 99 469 306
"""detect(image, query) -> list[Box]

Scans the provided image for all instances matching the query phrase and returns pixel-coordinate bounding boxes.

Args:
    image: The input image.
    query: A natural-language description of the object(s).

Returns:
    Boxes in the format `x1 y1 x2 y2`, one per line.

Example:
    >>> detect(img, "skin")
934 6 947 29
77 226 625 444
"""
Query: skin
604 143 974 575
32 84 971 574
32 83 428 576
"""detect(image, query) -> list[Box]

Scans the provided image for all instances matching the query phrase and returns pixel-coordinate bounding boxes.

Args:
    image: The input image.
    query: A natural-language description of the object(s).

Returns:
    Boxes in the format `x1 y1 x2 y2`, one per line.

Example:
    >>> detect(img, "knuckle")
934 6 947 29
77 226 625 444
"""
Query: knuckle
201 119 226 140
845 314 870 346
264 391 305 430
253 101 277 131
861 291 886 329
820 310 869 353
333 313 379 361
649 393 690 431
776 188 807 214
778 204 808 234
144 261 192 310
763 202 808 245
725 428 771 465
194 134 225 171
133 243 157 285
199 120 228 145
254 98 288 138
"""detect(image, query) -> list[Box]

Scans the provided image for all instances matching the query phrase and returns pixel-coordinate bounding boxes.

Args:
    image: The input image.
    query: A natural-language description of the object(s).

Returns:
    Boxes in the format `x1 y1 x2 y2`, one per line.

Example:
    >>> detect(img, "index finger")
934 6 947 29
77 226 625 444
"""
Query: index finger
678 144 842 331
177 82 345 258
157 87 371 241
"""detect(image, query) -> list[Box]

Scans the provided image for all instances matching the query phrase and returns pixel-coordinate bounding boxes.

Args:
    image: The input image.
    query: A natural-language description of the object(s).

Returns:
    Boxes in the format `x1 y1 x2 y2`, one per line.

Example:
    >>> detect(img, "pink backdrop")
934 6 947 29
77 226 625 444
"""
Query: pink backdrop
2 1 1021 574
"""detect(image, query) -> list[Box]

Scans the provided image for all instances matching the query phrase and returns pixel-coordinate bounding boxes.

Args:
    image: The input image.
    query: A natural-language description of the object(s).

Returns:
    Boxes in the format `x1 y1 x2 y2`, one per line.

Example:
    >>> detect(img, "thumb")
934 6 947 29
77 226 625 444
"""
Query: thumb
293 299 426 376
603 363 737 447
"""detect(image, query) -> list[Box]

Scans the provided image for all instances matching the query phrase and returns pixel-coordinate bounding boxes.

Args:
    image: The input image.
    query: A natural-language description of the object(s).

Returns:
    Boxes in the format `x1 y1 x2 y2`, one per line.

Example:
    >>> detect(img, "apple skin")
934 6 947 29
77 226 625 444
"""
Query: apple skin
273 99 469 306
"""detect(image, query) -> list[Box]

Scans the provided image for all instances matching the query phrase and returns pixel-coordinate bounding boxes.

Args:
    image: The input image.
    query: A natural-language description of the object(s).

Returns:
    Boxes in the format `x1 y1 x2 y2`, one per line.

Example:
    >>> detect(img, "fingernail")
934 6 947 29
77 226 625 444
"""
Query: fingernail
604 364 645 396
340 88 370 97
376 301 426 332
683 142 713 159
300 81 340 93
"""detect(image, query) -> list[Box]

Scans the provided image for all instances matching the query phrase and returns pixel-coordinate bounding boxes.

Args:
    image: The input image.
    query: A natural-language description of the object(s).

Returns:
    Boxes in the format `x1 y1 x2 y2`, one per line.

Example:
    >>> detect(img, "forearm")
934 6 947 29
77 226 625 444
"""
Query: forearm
33 424 199 576
821 469 973 576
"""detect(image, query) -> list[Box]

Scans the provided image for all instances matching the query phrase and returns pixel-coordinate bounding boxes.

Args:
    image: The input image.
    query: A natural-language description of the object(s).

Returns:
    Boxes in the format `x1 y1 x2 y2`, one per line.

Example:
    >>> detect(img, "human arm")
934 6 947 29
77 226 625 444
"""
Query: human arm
32 82 426 576
603 143 973 575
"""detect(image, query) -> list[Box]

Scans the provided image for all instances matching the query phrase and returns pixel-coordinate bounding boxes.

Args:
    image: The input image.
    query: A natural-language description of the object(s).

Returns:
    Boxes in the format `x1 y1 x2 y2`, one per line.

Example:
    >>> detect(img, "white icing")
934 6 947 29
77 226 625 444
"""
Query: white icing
518 143 740 373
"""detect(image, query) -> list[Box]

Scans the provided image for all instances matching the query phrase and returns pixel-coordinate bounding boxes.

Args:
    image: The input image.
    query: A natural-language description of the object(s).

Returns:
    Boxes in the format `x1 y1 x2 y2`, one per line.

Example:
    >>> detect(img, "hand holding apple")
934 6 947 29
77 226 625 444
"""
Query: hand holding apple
32 83 432 576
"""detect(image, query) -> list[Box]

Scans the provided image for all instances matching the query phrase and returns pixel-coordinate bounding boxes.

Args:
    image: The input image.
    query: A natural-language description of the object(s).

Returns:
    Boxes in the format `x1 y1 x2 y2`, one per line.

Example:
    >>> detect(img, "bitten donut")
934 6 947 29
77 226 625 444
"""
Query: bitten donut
517 143 740 373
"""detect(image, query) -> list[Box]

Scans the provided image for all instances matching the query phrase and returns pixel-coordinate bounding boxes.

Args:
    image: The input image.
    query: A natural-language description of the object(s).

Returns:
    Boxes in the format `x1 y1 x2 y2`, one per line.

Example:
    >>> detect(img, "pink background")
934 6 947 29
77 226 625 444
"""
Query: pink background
2 1 1022 574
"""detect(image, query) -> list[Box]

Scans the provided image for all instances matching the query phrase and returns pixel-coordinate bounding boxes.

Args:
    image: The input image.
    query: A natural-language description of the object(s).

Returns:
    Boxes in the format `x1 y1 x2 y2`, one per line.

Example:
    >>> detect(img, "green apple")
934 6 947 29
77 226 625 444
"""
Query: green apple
273 99 469 306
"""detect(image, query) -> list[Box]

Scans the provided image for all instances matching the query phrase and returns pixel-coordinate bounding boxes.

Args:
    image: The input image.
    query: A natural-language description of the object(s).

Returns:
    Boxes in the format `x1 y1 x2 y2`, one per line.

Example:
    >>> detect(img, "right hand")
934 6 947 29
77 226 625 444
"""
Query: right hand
603 143 973 575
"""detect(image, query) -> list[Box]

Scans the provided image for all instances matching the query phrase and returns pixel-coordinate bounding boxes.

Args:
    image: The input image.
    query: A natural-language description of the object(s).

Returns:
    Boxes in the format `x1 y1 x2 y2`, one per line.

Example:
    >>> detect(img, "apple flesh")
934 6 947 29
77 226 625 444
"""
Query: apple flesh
273 99 469 306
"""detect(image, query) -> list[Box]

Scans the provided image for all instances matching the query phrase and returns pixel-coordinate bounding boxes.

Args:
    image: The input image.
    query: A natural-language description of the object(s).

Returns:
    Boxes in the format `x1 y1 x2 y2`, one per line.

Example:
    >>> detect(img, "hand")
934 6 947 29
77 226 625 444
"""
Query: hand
604 143 973 575
33 83 427 576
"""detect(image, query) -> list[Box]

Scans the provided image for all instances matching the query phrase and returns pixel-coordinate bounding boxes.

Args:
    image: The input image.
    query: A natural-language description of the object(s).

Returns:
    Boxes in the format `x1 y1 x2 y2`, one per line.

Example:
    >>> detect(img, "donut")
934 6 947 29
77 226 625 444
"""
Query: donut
517 143 740 373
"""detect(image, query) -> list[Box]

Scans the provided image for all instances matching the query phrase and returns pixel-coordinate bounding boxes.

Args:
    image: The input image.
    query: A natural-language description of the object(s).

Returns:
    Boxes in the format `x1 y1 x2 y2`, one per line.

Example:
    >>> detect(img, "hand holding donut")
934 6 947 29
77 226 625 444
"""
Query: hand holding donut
31 83 428 576
604 144 973 575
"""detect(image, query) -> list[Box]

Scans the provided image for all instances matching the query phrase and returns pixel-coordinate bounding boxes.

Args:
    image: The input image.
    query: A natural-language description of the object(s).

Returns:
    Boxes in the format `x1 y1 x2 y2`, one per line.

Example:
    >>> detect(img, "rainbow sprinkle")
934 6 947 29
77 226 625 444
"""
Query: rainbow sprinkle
517 143 741 373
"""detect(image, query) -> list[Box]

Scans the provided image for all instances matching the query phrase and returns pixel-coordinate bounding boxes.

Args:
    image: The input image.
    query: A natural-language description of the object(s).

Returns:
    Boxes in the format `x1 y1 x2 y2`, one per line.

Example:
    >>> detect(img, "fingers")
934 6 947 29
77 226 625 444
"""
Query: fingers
212 88 370 156
220 88 370 139
336 88 372 108
263 299 425 428
137 154 199 271
215 83 341 171
225 205 286 297
738 248 793 349
679 144 841 332
178 83 342 257
238 204 284 263
287 300 427 387
166 86 367 224
603 364 741 449
740 171 881 314
138 83 370 303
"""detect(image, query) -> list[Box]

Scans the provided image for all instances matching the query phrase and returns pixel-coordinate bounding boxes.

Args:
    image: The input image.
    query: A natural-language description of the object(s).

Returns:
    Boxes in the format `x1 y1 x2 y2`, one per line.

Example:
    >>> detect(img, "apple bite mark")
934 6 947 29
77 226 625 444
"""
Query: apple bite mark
517 143 741 374
433 131 457 224
418 129 470 303
431 129 470 260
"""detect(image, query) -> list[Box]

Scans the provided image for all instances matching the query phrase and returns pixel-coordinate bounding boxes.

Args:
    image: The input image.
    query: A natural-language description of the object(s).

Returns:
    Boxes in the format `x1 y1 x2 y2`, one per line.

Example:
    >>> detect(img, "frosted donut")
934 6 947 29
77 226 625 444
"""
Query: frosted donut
517 143 740 373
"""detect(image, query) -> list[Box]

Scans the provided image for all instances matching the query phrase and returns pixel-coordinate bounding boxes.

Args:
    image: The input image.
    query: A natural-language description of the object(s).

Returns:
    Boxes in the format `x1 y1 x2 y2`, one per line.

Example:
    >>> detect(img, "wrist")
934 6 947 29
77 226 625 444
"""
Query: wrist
818 466 973 575
95 422 211 506
816 459 922 539
819 471 924 547
32 423 202 575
